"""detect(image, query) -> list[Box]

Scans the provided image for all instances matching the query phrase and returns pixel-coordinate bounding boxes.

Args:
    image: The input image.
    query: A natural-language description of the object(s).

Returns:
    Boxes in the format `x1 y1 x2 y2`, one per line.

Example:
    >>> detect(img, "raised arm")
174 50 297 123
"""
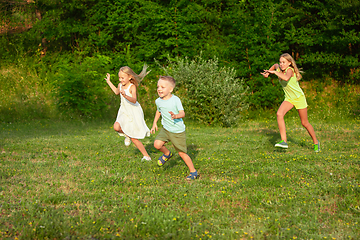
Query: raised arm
121 84 137 104
261 64 278 78
261 64 293 81
105 73 120 95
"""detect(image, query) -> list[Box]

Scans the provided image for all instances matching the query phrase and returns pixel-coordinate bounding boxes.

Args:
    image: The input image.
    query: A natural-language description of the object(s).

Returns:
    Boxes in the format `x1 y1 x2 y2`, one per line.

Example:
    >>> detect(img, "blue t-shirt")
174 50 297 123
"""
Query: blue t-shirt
155 95 185 133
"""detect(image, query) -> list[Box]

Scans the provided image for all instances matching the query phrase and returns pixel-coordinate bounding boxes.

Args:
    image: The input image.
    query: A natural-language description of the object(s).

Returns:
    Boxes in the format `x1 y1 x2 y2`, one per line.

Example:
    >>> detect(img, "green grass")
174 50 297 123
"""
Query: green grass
1 116 359 239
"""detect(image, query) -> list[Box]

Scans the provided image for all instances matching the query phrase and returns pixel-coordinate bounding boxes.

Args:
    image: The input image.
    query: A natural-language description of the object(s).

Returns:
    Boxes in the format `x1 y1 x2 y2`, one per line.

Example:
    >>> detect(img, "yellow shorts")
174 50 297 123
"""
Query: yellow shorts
284 95 308 109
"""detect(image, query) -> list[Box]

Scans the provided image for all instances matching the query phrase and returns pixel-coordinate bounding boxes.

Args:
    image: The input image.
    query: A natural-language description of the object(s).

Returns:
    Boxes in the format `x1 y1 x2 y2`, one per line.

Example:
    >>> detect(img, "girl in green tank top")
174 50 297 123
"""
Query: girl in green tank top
261 53 320 152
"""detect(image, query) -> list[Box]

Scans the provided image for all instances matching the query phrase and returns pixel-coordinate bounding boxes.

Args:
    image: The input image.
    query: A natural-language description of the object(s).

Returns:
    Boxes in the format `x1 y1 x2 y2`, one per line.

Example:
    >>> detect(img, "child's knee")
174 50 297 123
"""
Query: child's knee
276 111 284 118
178 152 191 161
302 121 310 128
154 140 163 150
113 123 121 132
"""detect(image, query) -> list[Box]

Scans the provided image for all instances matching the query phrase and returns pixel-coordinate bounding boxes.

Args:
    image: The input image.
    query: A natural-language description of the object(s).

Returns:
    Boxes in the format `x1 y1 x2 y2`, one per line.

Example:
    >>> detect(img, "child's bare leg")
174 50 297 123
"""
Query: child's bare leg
298 108 318 144
154 140 170 156
131 138 150 157
113 122 124 133
276 101 293 142
178 152 196 172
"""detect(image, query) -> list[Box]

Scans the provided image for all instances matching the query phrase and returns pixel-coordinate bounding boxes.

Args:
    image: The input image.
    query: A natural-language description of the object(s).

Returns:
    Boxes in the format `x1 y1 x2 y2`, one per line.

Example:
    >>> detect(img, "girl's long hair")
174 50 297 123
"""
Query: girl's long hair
119 64 151 87
280 53 303 81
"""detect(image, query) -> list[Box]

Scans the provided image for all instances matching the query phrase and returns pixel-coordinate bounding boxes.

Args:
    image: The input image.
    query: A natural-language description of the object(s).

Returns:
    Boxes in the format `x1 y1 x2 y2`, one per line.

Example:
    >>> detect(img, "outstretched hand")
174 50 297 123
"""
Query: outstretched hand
261 70 275 78
105 73 110 82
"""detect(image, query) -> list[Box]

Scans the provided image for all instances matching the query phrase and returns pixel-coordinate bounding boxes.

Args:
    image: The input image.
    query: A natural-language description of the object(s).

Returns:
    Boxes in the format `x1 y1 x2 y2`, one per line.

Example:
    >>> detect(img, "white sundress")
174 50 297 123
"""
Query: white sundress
115 83 150 139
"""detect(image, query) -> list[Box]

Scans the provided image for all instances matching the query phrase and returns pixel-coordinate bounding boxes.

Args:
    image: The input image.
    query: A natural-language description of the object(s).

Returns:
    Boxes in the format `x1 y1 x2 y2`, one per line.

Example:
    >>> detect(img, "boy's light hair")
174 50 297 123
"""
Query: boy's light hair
280 53 303 81
119 64 150 87
159 76 176 88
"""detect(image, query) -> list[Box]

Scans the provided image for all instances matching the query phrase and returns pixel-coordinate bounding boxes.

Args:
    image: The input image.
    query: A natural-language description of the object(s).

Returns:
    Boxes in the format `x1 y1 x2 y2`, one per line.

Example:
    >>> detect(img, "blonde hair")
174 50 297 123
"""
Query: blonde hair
280 53 303 81
119 64 150 87
159 76 176 88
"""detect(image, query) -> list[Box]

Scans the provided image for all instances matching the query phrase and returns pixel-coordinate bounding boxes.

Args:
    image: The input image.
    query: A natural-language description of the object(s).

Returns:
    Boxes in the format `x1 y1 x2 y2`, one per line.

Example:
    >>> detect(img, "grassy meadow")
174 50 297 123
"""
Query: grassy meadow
1 113 359 239
1 63 360 239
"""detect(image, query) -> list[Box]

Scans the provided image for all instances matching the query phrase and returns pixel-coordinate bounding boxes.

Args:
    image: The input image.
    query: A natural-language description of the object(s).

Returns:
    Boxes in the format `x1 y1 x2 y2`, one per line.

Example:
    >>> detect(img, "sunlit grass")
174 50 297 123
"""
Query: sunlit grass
1 116 359 239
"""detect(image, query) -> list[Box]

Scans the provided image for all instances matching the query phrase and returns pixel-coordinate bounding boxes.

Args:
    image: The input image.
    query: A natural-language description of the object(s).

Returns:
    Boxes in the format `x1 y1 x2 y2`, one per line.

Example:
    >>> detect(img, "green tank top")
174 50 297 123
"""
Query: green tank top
277 67 304 100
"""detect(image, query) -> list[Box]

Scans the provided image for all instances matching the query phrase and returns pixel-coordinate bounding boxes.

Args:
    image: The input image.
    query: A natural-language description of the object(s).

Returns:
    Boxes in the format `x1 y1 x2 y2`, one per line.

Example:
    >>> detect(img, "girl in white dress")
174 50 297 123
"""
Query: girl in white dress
105 65 151 161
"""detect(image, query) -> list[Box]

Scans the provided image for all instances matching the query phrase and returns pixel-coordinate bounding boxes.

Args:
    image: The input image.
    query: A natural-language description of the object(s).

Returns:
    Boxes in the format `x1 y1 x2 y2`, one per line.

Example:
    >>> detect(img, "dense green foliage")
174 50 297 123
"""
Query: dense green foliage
53 54 112 117
0 0 359 117
158 55 249 126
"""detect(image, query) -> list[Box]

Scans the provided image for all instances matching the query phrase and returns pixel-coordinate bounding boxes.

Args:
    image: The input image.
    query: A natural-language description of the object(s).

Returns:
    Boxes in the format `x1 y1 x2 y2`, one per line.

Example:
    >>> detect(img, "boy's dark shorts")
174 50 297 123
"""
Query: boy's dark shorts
155 128 187 153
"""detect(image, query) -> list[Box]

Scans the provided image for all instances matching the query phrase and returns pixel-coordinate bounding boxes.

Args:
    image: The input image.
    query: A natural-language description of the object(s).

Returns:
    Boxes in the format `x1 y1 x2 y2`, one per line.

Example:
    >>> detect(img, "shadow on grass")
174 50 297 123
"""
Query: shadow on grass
141 135 199 170
1 119 114 141
165 143 199 169
251 128 300 151
252 128 285 146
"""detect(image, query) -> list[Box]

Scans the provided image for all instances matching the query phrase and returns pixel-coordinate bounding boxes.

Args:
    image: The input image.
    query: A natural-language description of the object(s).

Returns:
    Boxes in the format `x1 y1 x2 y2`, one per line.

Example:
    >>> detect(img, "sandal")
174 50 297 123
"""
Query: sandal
186 171 199 181
157 151 173 166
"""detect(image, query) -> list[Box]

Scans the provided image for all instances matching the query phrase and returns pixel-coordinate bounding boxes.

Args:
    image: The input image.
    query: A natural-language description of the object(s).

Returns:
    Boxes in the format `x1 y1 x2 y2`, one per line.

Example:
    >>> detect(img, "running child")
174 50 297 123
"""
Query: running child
261 53 320 152
150 76 199 180
105 65 152 161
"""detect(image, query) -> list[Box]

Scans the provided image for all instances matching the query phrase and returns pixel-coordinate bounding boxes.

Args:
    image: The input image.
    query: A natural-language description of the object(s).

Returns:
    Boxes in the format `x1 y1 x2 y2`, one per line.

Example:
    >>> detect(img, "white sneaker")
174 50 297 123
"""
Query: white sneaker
141 156 151 161
124 136 131 146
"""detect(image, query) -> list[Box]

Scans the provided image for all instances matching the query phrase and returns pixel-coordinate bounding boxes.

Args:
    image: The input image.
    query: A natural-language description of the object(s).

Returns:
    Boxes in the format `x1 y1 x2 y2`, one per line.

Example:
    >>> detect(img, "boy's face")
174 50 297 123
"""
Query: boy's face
157 79 173 100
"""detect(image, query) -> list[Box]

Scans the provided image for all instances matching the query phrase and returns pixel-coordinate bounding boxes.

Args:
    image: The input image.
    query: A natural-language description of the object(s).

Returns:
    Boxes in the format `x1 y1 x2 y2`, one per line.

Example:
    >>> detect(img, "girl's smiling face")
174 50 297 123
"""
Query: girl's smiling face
157 79 173 100
118 70 131 86
279 57 291 71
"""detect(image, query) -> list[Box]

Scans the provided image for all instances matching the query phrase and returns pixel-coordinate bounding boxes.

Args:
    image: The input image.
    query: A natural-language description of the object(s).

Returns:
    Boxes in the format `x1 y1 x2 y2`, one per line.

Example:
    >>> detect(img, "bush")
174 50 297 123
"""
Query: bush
246 75 284 109
53 54 111 118
157 55 249 127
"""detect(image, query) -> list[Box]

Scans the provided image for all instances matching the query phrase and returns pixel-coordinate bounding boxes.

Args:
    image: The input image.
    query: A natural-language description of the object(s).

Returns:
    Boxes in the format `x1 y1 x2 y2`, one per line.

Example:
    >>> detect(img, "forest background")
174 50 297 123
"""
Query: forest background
0 0 359 123
1 1 360 239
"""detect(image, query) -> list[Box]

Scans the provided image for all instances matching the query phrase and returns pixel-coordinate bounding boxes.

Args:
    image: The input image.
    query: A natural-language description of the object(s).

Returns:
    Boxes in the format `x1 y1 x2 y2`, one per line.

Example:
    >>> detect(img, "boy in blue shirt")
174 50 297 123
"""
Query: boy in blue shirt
150 76 198 180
